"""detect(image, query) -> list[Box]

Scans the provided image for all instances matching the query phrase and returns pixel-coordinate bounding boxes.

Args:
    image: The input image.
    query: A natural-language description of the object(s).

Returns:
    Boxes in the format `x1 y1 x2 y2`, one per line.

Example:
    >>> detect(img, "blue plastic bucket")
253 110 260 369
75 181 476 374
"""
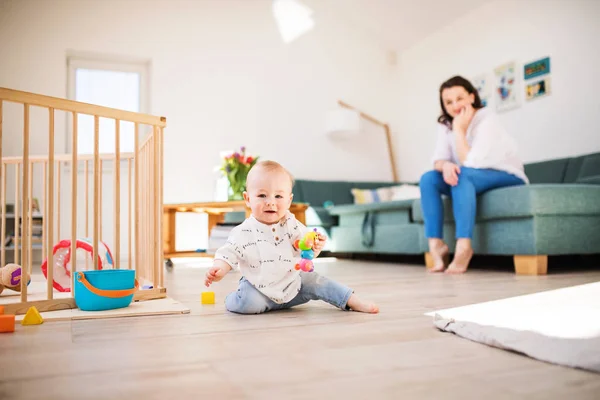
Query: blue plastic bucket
74 270 138 311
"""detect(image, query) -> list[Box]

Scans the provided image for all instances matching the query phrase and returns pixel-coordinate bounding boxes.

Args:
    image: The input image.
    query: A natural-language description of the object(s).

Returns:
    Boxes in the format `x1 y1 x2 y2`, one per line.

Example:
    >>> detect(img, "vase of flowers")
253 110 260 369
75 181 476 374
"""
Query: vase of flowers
219 146 259 201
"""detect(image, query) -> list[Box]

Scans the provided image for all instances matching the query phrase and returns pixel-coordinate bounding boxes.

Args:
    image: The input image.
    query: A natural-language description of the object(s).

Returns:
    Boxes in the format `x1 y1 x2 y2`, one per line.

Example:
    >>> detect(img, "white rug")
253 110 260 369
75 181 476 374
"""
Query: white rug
426 281 600 373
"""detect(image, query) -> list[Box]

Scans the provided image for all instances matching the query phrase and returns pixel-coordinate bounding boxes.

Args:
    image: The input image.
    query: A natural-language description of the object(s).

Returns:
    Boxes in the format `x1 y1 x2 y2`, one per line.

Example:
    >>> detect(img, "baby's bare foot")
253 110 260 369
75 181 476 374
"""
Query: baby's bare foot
347 294 379 314
428 239 449 273
446 240 473 274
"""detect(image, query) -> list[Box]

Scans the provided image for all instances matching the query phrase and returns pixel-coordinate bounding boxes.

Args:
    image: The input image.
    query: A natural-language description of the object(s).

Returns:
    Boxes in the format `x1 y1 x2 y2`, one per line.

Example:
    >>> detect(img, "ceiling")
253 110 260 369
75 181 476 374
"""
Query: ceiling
305 0 493 53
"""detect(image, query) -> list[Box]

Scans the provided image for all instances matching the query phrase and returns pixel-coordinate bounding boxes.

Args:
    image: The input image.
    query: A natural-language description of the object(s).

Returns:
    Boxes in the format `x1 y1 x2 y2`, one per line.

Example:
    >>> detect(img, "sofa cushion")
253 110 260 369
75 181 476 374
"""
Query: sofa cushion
293 180 353 206
576 153 600 181
578 175 600 184
328 199 415 215
523 158 569 184
412 184 600 222
292 180 398 207
331 224 422 254
563 155 587 183
305 206 337 228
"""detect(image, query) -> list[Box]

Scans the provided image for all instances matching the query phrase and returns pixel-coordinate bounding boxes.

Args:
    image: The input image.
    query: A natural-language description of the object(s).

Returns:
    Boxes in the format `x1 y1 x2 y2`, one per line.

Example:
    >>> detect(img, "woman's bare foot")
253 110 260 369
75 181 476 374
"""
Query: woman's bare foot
428 238 449 273
446 239 473 274
346 294 379 314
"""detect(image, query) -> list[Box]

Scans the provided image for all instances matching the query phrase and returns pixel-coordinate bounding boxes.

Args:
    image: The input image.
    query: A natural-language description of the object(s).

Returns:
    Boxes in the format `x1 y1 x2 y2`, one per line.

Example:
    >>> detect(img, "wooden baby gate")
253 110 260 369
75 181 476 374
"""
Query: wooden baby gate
0 87 167 315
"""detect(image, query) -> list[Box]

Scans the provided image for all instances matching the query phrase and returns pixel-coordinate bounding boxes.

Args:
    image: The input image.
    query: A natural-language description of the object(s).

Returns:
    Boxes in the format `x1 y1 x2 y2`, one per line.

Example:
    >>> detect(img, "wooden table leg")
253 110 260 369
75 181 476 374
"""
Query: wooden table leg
207 212 225 239
162 209 176 256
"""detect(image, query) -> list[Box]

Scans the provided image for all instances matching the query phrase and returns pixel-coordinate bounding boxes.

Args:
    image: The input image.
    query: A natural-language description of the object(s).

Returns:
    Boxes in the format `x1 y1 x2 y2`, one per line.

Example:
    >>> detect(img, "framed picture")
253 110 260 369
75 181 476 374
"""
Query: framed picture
472 73 491 107
524 57 550 80
494 61 520 112
526 77 551 101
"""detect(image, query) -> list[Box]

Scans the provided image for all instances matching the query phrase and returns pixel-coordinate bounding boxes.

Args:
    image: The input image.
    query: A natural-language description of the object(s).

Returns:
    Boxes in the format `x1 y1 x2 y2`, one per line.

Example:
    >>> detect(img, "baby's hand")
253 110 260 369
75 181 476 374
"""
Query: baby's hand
312 234 327 252
205 266 227 287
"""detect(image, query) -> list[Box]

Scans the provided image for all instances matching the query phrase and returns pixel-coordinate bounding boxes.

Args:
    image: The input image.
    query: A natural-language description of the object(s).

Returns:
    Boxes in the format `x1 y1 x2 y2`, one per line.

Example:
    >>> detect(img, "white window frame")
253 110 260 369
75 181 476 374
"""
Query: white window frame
66 52 151 170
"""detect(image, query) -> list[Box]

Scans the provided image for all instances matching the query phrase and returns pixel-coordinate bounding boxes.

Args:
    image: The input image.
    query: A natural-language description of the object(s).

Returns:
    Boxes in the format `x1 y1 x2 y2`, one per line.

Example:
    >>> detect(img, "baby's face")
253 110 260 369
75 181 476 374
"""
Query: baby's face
243 168 293 225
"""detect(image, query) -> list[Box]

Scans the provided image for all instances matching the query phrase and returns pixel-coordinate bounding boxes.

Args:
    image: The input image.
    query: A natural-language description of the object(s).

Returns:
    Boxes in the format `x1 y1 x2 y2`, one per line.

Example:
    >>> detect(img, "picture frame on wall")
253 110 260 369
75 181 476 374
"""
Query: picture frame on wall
494 61 520 112
524 57 550 80
526 76 551 101
472 74 491 107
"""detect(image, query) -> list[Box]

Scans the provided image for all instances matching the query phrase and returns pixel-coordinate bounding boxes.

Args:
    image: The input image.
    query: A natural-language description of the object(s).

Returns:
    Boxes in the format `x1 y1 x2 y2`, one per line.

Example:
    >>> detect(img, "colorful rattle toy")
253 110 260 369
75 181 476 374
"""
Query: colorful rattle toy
294 229 320 272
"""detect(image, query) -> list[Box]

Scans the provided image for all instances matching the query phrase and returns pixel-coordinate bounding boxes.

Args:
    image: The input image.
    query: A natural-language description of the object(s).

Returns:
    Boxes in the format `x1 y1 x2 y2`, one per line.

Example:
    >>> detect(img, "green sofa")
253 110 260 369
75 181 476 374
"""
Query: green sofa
293 151 600 275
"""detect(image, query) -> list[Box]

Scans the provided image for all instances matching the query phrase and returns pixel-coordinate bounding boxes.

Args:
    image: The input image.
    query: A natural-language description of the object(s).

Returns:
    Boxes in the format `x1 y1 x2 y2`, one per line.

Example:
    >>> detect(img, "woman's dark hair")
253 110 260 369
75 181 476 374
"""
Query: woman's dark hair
437 75 484 128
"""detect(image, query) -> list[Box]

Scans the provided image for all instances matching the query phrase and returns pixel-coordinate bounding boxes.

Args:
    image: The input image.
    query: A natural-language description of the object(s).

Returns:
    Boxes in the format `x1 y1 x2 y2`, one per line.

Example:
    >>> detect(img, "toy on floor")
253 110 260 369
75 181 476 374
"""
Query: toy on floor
294 229 320 272
201 291 215 304
41 238 114 292
0 306 15 333
21 306 43 326
0 263 30 294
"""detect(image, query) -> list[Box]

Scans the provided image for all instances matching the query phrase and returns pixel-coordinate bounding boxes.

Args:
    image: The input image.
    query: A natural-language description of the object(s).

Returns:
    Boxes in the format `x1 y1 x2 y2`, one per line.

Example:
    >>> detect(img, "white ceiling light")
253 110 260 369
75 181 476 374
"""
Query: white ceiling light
272 0 315 44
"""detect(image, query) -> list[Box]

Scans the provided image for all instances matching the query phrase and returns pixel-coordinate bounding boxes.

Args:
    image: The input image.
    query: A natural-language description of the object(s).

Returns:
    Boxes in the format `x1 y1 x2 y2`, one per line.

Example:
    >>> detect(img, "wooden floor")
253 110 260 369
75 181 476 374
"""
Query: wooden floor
1 258 600 399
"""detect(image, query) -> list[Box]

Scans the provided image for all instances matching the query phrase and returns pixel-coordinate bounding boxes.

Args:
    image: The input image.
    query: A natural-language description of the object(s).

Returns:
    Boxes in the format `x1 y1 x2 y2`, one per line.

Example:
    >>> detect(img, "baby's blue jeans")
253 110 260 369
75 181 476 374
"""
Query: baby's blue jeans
420 167 525 239
225 272 353 314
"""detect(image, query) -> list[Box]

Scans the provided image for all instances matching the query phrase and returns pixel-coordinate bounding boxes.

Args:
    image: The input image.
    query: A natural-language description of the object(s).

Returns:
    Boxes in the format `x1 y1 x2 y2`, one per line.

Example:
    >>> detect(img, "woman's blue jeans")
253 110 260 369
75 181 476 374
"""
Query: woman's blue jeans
419 167 525 239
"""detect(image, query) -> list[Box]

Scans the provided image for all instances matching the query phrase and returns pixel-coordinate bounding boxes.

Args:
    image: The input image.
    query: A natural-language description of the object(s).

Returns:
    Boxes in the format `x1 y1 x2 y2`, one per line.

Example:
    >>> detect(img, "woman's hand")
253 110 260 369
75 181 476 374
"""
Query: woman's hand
452 104 475 135
442 161 460 186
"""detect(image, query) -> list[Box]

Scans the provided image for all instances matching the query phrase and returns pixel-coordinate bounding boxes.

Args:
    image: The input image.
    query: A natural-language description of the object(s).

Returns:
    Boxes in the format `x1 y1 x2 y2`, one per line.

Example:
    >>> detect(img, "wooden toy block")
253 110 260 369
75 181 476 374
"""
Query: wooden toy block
0 305 4 315
201 291 215 304
0 314 15 333
21 306 43 325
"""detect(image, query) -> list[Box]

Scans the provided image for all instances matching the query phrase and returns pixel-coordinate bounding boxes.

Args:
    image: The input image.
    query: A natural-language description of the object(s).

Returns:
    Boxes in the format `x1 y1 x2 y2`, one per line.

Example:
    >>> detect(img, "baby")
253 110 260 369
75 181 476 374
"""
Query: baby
205 160 379 314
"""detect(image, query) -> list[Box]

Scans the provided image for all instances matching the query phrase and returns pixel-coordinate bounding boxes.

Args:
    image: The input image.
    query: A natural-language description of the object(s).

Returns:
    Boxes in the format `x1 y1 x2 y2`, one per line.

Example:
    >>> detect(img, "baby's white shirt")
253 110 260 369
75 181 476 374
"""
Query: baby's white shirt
431 107 529 184
214 211 308 304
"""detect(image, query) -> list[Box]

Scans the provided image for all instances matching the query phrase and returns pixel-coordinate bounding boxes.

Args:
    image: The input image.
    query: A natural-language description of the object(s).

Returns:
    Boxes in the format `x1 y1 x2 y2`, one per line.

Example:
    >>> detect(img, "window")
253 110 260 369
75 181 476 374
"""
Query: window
272 0 314 44
67 54 150 155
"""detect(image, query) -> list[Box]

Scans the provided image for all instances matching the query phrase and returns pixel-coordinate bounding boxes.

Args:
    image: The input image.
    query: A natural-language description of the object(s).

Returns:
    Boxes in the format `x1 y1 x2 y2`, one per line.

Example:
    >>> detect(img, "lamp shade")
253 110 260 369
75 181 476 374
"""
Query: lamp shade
325 108 361 135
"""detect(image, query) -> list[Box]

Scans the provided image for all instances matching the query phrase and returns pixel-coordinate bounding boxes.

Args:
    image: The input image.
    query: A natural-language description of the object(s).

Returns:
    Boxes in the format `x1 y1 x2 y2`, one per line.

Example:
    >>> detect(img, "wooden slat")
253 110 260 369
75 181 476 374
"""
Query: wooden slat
1 153 134 163
93 116 99 270
114 119 120 270
99 160 102 242
57 161 61 242
14 163 20 264
153 130 158 286
84 159 89 270
0 87 166 127
0 100 2 178
42 162 46 262
128 158 132 269
27 161 33 274
159 127 164 287
0 101 3 268
134 123 139 278
21 104 30 303
47 108 55 299
71 112 78 292
1 164 6 268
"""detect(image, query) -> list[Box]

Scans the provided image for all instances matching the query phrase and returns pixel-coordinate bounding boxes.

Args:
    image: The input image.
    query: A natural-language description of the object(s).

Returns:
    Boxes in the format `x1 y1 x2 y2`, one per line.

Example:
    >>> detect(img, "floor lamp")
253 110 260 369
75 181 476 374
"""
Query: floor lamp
325 100 398 182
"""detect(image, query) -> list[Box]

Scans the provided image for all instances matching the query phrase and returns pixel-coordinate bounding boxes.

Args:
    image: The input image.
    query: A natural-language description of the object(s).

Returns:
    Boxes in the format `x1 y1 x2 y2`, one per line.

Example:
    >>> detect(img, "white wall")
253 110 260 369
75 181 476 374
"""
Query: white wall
0 0 396 254
0 0 397 194
393 0 600 182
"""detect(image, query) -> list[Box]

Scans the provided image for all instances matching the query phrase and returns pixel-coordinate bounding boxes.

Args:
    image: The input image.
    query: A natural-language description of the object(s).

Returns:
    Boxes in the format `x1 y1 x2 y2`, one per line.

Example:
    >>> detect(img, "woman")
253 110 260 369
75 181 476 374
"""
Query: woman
420 76 528 274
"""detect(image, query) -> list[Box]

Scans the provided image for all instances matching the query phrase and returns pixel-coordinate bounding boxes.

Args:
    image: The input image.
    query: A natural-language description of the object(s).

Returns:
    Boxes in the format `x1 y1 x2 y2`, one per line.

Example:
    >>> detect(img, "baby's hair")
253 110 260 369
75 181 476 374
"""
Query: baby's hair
248 160 295 187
